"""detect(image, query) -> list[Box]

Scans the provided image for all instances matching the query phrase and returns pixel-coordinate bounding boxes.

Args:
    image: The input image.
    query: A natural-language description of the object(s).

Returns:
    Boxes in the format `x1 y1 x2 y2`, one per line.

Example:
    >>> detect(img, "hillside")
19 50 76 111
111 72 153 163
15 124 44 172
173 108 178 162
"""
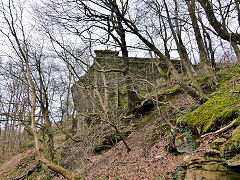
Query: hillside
1 65 240 179
1 0 240 179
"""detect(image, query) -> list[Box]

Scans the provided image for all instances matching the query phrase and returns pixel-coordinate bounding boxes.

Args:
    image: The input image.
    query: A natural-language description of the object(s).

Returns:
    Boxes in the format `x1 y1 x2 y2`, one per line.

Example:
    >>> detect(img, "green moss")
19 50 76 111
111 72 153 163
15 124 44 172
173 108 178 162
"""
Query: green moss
22 140 34 150
158 85 180 96
217 66 240 87
119 99 128 106
140 90 148 97
221 130 240 153
178 67 240 134
9 152 38 179
118 89 128 106
178 91 240 134
118 89 127 95
197 76 207 85
226 171 240 180
231 131 240 142
186 77 205 86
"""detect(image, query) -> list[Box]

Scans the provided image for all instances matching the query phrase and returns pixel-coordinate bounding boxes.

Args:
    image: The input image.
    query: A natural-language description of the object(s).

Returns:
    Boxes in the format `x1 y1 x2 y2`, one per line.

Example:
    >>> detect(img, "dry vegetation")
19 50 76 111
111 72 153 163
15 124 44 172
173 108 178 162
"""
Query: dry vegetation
1 0 240 179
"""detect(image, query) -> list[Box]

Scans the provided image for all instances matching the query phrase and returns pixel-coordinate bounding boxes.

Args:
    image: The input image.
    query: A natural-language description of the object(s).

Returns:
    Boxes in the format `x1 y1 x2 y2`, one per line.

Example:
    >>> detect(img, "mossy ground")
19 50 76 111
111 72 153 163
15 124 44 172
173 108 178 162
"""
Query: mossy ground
178 67 240 134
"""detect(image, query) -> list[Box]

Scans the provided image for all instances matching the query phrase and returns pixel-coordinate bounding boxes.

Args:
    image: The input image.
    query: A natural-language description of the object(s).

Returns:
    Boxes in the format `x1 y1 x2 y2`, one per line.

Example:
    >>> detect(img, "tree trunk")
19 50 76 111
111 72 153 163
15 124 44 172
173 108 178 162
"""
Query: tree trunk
26 61 81 180
164 0 207 98
231 42 240 61
113 4 140 113
72 118 78 136
186 0 217 84
198 0 240 44
122 14 208 102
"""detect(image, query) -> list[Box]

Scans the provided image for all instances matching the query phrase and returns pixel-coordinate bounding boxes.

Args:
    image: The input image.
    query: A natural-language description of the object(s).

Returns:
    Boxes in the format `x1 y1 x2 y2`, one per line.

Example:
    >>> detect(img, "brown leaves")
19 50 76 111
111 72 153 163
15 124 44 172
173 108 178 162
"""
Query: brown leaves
83 122 185 179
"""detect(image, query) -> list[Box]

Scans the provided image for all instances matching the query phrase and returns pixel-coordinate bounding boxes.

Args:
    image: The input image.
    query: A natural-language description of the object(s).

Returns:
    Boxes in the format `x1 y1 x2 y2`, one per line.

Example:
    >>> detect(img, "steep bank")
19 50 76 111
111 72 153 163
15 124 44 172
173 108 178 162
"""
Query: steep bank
1 66 240 179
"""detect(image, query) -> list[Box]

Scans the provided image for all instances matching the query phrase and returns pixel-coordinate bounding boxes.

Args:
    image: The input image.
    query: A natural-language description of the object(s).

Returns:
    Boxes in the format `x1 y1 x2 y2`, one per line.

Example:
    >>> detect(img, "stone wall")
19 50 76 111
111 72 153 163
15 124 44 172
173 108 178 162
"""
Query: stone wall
72 50 183 114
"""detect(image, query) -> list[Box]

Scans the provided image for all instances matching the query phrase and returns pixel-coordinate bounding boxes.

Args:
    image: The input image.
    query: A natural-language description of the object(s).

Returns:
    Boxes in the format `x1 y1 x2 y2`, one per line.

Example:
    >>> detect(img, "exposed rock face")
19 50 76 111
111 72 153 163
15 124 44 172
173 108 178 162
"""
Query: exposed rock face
174 67 240 179
177 155 240 180
176 132 240 180
210 138 227 150
93 131 131 154
184 169 229 180
226 156 240 167
225 154 240 173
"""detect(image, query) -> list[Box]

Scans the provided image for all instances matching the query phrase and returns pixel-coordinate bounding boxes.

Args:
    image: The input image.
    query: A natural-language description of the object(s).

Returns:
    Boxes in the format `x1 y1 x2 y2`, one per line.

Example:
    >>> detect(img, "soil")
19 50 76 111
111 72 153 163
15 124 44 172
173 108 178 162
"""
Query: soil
75 119 185 179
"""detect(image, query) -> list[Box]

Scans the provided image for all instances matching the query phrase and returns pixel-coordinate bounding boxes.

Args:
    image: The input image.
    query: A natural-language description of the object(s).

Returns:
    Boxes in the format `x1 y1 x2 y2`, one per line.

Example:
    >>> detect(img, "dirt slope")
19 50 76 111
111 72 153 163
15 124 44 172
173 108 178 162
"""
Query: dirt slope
73 115 185 179
0 149 35 179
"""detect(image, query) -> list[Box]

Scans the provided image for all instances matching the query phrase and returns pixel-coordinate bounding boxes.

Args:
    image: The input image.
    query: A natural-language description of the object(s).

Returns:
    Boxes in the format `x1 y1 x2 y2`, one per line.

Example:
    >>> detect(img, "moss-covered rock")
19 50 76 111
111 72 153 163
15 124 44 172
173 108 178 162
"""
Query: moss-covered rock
217 66 240 87
8 151 45 180
210 138 227 150
221 126 240 157
178 67 240 134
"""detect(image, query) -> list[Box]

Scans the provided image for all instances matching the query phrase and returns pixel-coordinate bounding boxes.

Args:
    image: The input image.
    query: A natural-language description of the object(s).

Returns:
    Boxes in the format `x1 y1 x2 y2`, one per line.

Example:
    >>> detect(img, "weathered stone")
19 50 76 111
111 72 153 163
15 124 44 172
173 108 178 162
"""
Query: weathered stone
175 133 187 147
72 50 185 116
204 149 221 157
177 169 186 180
217 164 228 171
183 155 191 162
185 169 229 180
177 155 240 180
226 154 240 168
225 158 240 174
220 131 240 158
186 156 205 165
174 133 195 153
207 157 225 163
201 163 227 171
93 131 131 154
210 138 227 150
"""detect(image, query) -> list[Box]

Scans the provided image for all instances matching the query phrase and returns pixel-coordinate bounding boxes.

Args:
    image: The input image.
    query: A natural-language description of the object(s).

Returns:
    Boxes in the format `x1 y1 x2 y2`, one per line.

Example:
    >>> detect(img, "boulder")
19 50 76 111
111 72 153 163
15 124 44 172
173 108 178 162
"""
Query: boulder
210 138 227 150
225 154 240 173
93 131 131 154
221 132 240 158
174 133 196 153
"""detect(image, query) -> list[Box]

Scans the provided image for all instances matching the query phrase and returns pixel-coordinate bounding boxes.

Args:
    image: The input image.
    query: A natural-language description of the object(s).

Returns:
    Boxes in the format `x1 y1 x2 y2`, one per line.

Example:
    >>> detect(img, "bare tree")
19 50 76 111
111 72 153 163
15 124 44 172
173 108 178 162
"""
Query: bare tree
36 0 140 114
0 0 81 179
162 0 207 96
198 0 240 45
103 0 208 103
185 0 218 84
0 62 30 160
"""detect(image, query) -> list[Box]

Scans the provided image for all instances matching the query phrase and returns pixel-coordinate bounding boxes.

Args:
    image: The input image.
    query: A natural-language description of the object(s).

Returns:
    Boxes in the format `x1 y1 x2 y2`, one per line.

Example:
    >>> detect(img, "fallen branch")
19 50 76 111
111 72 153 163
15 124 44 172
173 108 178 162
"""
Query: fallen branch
201 119 237 138
215 119 237 134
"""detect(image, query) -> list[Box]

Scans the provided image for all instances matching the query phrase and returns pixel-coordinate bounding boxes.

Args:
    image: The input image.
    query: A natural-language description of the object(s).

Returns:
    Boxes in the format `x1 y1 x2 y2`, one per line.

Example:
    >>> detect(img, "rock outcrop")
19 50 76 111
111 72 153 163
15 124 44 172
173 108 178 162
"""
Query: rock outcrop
177 155 240 180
